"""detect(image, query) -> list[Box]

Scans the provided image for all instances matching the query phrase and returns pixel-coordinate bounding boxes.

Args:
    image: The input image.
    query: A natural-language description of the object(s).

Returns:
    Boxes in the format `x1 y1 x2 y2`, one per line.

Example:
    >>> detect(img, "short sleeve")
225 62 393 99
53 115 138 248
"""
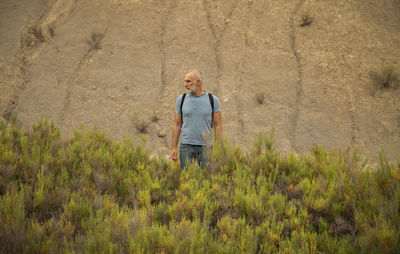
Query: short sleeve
175 94 183 114
213 95 221 113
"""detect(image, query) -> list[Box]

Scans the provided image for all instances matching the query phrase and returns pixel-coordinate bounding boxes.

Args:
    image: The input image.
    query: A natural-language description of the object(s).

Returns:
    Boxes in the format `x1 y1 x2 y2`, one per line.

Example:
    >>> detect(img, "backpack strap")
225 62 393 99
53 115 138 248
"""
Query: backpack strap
180 93 187 125
208 93 214 113
208 93 214 128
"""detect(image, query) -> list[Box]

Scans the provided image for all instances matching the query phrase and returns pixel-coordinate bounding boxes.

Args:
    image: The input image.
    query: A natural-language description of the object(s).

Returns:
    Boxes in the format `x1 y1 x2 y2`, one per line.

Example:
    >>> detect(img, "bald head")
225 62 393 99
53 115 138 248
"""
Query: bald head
187 70 202 83
184 70 203 96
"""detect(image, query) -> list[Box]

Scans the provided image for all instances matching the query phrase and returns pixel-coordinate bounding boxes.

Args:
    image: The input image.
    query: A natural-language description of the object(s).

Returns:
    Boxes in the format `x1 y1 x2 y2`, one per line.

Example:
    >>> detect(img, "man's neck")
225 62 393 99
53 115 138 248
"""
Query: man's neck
191 90 204 96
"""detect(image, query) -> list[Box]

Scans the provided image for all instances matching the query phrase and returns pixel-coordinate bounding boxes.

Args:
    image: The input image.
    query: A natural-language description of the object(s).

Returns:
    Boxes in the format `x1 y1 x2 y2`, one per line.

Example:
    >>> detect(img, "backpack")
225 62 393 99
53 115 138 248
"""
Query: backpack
180 92 215 127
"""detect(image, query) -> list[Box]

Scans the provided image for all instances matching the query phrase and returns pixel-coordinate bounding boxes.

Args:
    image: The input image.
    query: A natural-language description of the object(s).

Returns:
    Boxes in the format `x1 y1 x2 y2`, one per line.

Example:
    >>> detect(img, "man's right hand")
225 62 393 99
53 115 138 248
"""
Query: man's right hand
171 148 178 161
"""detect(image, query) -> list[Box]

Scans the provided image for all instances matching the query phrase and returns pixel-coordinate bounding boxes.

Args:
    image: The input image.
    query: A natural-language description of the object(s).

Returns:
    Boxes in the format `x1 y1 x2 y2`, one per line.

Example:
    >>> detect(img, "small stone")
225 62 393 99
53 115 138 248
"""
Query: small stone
157 130 166 138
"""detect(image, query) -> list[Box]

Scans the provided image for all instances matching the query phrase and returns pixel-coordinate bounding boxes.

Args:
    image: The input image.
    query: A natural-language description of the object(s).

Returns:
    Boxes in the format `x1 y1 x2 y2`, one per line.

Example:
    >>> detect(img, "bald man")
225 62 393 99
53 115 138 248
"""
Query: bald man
171 70 222 169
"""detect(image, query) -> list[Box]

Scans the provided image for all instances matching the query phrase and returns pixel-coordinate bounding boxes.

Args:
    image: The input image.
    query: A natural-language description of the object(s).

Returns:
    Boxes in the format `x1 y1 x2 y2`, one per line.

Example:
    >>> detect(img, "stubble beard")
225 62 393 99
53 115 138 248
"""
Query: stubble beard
189 84 201 95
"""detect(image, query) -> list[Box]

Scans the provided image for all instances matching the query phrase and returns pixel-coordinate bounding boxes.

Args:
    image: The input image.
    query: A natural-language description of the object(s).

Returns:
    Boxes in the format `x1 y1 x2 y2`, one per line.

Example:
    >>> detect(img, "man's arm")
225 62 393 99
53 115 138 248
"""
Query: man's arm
213 112 222 141
171 113 182 161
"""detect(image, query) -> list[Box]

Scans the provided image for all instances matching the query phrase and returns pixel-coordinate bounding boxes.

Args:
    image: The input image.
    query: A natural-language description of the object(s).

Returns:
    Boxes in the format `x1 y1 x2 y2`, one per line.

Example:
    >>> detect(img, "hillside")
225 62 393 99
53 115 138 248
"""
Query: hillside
1 0 400 159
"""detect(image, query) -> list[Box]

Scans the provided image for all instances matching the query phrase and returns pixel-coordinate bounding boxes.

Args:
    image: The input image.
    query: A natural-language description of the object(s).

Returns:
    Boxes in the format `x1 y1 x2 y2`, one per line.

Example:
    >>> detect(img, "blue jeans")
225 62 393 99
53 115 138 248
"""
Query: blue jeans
179 144 207 170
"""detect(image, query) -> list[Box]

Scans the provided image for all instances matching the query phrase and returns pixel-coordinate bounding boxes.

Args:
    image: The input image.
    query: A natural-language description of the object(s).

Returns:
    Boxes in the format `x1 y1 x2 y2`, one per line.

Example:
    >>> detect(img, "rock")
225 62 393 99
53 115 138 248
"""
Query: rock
157 130 166 138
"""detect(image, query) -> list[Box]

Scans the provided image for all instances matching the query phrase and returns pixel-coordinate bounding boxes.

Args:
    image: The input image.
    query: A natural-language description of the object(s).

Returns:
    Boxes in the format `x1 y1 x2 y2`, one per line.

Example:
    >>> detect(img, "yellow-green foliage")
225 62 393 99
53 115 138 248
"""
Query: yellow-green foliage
0 118 400 253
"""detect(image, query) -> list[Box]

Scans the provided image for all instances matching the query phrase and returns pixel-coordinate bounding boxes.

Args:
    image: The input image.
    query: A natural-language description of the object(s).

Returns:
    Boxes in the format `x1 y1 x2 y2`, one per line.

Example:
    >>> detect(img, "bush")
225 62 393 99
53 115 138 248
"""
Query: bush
0 118 399 253
88 30 104 51
371 62 400 90
131 111 150 134
21 22 46 48
300 10 314 27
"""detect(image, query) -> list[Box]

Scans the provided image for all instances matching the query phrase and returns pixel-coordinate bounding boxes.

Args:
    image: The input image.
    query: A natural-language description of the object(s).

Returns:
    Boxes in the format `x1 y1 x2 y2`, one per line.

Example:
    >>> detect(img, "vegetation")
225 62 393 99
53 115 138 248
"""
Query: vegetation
300 10 314 27
151 111 160 123
371 62 399 90
21 21 56 48
88 31 104 51
22 22 45 48
131 112 150 134
0 118 399 253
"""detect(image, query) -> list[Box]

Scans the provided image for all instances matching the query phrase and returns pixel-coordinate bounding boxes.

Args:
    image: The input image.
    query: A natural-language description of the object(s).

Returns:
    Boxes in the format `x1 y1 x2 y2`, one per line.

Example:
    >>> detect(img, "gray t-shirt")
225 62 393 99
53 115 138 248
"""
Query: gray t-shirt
175 92 221 146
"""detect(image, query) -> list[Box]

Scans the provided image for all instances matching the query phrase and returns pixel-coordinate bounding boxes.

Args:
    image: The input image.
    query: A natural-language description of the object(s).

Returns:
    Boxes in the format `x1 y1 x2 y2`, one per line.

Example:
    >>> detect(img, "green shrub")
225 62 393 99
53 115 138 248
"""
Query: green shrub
0 188 27 253
0 118 399 253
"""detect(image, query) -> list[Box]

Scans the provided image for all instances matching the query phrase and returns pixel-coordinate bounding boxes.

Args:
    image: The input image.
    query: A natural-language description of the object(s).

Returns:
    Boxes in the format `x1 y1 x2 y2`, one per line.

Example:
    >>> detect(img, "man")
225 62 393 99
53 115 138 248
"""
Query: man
171 70 222 169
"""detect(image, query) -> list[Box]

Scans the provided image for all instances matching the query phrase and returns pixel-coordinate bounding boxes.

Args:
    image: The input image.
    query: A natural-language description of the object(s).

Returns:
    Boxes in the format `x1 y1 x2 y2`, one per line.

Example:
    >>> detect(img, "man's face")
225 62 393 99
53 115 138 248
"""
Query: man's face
184 73 200 95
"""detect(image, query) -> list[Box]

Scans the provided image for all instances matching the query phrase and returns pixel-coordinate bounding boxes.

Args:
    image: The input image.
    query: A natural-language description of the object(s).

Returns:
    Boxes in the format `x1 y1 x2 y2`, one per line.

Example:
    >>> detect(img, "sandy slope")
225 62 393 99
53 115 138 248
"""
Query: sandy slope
1 0 399 160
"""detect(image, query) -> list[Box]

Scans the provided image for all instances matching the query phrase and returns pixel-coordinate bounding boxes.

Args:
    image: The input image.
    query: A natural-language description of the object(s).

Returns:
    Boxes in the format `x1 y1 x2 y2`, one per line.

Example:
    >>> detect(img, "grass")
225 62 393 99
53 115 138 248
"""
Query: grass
0 118 399 253
21 21 55 48
151 111 160 123
300 10 314 27
371 62 399 90
88 30 104 51
135 121 150 134
21 33 35 48
27 22 45 42
131 112 150 134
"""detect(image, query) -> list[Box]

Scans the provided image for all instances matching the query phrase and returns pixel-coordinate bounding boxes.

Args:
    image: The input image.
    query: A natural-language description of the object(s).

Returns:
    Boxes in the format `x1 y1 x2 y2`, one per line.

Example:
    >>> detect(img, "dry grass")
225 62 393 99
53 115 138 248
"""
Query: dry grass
88 31 104 50
151 111 160 123
135 121 150 134
131 112 150 134
21 22 48 48
28 22 45 42
371 62 399 90
300 10 314 27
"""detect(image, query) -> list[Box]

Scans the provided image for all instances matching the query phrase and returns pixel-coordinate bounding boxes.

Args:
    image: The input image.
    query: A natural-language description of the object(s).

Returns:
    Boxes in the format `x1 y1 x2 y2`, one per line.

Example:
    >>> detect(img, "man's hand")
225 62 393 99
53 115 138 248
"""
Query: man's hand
171 148 178 161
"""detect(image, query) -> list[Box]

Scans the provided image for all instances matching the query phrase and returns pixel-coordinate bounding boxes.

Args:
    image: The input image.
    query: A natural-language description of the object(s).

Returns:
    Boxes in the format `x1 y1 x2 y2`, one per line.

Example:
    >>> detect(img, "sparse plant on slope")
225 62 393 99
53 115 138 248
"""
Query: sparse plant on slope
371 62 399 90
131 111 150 134
151 110 160 123
20 21 56 50
28 22 45 42
88 30 104 50
21 22 45 48
300 10 314 27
